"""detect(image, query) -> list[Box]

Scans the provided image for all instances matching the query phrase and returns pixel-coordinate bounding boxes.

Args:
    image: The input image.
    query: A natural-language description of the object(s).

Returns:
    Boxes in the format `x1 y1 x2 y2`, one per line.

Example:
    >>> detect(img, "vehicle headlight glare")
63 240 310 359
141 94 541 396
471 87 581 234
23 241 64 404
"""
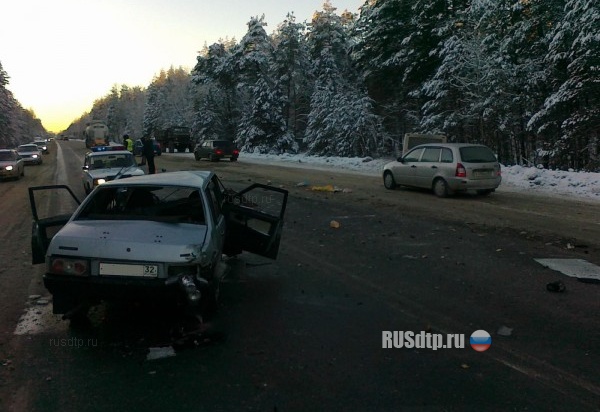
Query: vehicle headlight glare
6 165 13 171
96 178 106 185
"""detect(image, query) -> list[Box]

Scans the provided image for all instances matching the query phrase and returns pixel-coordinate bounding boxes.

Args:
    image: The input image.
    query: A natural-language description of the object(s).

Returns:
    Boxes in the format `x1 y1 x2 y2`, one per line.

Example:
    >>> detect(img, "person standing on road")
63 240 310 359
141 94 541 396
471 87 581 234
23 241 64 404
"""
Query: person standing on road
141 135 156 174
123 134 134 153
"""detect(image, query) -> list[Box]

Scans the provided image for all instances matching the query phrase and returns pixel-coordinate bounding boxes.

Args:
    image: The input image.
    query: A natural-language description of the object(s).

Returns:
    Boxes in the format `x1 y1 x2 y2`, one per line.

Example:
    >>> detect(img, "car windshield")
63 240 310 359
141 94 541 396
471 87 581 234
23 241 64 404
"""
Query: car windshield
18 145 38 152
0 152 15 161
76 185 206 225
91 153 136 169
459 146 498 163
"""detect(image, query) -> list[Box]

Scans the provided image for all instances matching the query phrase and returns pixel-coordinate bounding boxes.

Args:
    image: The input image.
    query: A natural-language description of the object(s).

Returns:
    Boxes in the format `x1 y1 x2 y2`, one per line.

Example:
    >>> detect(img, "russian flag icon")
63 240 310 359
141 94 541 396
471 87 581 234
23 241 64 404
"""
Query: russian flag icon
470 330 492 352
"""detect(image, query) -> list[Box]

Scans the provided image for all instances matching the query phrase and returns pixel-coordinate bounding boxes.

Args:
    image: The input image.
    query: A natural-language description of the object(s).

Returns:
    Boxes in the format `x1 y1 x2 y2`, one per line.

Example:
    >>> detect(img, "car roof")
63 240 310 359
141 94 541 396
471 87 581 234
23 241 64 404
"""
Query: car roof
414 143 490 149
100 170 213 189
87 150 132 157
0 149 15 152
18 144 38 148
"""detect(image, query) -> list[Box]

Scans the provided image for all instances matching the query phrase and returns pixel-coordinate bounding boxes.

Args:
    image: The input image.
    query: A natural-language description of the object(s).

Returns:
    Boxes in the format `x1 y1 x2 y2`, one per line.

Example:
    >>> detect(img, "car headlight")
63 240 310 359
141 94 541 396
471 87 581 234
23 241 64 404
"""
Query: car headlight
32 154 38 158
94 178 107 186
49 257 89 276
5 165 13 171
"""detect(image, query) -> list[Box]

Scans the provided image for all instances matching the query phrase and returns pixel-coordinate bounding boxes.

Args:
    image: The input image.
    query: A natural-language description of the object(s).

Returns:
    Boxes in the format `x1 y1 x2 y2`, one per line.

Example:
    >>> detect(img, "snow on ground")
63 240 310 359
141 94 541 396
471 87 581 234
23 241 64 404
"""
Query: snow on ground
237 152 600 201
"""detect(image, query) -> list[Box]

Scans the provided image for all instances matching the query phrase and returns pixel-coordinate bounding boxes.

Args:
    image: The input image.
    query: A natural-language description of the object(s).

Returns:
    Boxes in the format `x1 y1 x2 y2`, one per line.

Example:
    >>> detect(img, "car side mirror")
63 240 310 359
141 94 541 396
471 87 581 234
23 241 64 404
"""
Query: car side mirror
397 157 404 163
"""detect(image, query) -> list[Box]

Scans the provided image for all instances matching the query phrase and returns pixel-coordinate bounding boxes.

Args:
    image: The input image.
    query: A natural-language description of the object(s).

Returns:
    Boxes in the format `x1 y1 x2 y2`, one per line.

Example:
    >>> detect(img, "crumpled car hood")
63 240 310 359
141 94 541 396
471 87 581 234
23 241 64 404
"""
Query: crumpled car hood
48 220 208 263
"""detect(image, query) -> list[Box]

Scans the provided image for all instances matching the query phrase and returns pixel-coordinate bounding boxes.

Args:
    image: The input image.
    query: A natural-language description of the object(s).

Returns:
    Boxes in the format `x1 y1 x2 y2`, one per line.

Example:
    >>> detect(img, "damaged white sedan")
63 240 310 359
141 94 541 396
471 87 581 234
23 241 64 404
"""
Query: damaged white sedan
29 170 288 321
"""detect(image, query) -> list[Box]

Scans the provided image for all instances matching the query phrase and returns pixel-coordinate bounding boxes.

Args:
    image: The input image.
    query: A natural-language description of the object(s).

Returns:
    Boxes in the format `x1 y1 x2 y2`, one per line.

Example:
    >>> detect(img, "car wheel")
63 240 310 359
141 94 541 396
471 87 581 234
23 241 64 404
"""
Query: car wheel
433 178 450 198
476 189 494 196
383 171 396 190
230 157 238 162
209 154 218 162
194 152 201 161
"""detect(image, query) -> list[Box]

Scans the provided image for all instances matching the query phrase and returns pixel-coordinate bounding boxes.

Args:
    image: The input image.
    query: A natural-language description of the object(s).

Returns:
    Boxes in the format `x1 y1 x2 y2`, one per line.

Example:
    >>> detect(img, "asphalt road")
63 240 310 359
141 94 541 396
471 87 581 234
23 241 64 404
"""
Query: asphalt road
0 140 599 411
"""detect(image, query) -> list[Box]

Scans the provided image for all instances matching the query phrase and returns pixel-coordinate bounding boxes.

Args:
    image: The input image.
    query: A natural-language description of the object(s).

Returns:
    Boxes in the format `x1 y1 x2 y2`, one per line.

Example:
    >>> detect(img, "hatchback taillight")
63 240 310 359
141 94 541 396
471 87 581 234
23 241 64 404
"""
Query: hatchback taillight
215 149 223 155
233 149 239 155
455 163 467 178
50 257 89 276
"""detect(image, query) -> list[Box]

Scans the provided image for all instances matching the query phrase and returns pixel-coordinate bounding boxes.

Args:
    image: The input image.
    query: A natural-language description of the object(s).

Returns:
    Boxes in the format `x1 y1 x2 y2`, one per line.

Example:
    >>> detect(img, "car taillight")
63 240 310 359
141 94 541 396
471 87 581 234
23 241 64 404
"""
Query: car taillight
50 257 89 276
215 149 223 155
233 149 239 155
455 163 467 178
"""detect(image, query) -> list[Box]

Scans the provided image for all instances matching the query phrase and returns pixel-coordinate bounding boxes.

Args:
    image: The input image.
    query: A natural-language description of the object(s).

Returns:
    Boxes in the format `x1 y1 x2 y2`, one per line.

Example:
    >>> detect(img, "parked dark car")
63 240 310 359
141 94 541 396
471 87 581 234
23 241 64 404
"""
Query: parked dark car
194 140 239 162
133 139 162 156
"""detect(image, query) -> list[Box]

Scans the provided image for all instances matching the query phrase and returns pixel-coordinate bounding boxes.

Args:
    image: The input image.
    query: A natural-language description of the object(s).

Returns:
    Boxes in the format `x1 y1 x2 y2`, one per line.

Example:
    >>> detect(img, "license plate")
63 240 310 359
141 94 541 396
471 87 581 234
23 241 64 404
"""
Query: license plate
474 170 493 178
99 263 158 277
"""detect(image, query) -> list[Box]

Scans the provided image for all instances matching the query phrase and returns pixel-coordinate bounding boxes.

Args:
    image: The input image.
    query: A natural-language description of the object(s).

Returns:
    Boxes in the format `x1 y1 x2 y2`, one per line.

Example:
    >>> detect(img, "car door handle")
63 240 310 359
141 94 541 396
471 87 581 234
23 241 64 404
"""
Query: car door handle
430 165 438 169
410 165 417 168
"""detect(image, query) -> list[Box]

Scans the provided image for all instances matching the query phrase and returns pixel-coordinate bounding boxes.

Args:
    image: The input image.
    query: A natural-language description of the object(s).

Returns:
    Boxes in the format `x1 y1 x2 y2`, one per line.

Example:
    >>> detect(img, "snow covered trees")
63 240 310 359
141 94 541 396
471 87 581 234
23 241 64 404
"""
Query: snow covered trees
41 0 598 169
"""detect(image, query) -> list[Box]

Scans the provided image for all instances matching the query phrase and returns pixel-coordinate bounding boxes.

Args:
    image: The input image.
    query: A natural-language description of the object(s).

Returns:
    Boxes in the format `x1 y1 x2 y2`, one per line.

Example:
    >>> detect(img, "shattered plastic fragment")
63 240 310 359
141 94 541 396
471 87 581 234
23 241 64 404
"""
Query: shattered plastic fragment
330 220 341 229
146 346 176 360
497 325 513 336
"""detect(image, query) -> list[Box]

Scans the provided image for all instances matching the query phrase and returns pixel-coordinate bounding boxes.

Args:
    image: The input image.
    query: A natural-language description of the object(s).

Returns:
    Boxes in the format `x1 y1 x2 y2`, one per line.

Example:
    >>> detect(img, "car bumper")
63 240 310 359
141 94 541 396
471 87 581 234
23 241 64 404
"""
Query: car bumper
0 169 19 178
44 273 185 306
446 177 502 191
22 159 42 165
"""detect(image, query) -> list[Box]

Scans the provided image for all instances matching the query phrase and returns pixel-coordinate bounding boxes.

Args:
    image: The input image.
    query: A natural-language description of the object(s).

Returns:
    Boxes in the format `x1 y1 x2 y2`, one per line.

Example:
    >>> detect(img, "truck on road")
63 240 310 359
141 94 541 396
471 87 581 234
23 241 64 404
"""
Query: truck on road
84 120 110 148
154 126 193 153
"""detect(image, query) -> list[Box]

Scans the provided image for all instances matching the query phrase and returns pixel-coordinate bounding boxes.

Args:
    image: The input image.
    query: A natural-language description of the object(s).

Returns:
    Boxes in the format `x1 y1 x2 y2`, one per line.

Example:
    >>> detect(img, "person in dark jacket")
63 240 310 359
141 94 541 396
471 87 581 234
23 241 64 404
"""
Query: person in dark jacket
141 136 156 174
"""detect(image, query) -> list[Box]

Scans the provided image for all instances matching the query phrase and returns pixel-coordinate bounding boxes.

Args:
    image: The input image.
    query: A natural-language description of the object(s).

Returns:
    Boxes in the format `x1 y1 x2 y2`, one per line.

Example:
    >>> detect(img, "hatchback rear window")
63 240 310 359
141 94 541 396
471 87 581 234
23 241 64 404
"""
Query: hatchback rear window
213 141 233 148
459 146 497 163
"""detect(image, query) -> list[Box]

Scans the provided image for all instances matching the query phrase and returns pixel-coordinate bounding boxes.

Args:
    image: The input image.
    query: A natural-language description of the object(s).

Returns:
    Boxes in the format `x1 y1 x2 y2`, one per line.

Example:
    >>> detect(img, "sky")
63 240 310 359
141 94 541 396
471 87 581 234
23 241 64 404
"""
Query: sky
233 152 600 201
1 0 363 133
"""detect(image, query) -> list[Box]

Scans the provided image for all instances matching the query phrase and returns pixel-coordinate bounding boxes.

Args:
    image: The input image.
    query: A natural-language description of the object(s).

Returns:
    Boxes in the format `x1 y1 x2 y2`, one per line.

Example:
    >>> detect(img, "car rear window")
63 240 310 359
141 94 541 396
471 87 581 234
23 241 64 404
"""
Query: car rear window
213 141 233 148
459 146 497 163
77 185 206 224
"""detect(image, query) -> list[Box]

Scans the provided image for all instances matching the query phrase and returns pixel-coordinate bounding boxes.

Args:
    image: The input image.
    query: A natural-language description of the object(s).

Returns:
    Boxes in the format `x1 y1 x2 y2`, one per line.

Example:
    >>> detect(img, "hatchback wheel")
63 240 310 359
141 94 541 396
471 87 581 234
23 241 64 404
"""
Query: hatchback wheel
433 178 450 198
383 172 396 190
194 152 201 161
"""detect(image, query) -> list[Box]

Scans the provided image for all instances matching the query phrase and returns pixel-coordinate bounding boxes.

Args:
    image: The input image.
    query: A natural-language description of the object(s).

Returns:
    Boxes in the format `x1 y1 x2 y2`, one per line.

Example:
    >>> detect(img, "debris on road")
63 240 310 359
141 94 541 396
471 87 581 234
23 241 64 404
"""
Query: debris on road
296 181 309 187
146 346 176 361
330 220 341 229
546 280 566 293
497 325 513 336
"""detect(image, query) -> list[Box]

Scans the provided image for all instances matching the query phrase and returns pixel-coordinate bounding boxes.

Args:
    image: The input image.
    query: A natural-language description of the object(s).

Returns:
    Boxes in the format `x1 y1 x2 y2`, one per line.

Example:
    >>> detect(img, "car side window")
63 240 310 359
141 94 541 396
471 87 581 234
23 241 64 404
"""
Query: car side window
441 148 453 163
403 148 424 163
421 148 441 162
205 181 223 221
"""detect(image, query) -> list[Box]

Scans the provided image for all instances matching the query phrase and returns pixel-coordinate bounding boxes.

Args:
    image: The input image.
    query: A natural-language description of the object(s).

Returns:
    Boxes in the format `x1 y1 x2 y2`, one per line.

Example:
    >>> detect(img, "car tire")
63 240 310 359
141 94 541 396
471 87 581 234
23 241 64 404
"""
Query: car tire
230 157 238 162
433 178 450 198
383 171 396 190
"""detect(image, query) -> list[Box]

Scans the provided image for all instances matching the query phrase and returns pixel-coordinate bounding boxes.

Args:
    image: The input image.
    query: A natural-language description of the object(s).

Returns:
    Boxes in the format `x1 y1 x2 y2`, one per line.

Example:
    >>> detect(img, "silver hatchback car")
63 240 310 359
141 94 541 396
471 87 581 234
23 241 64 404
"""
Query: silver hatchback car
383 143 502 197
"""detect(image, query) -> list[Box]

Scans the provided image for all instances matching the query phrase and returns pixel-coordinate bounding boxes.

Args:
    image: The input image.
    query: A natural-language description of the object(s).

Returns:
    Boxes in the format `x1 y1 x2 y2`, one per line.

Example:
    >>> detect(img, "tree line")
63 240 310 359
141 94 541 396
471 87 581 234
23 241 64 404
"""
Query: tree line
1 0 597 170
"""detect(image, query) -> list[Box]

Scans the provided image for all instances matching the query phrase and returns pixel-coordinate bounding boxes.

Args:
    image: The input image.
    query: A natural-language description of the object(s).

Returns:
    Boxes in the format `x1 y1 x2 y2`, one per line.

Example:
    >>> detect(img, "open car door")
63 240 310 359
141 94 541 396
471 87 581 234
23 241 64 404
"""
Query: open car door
223 183 288 259
29 185 81 264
